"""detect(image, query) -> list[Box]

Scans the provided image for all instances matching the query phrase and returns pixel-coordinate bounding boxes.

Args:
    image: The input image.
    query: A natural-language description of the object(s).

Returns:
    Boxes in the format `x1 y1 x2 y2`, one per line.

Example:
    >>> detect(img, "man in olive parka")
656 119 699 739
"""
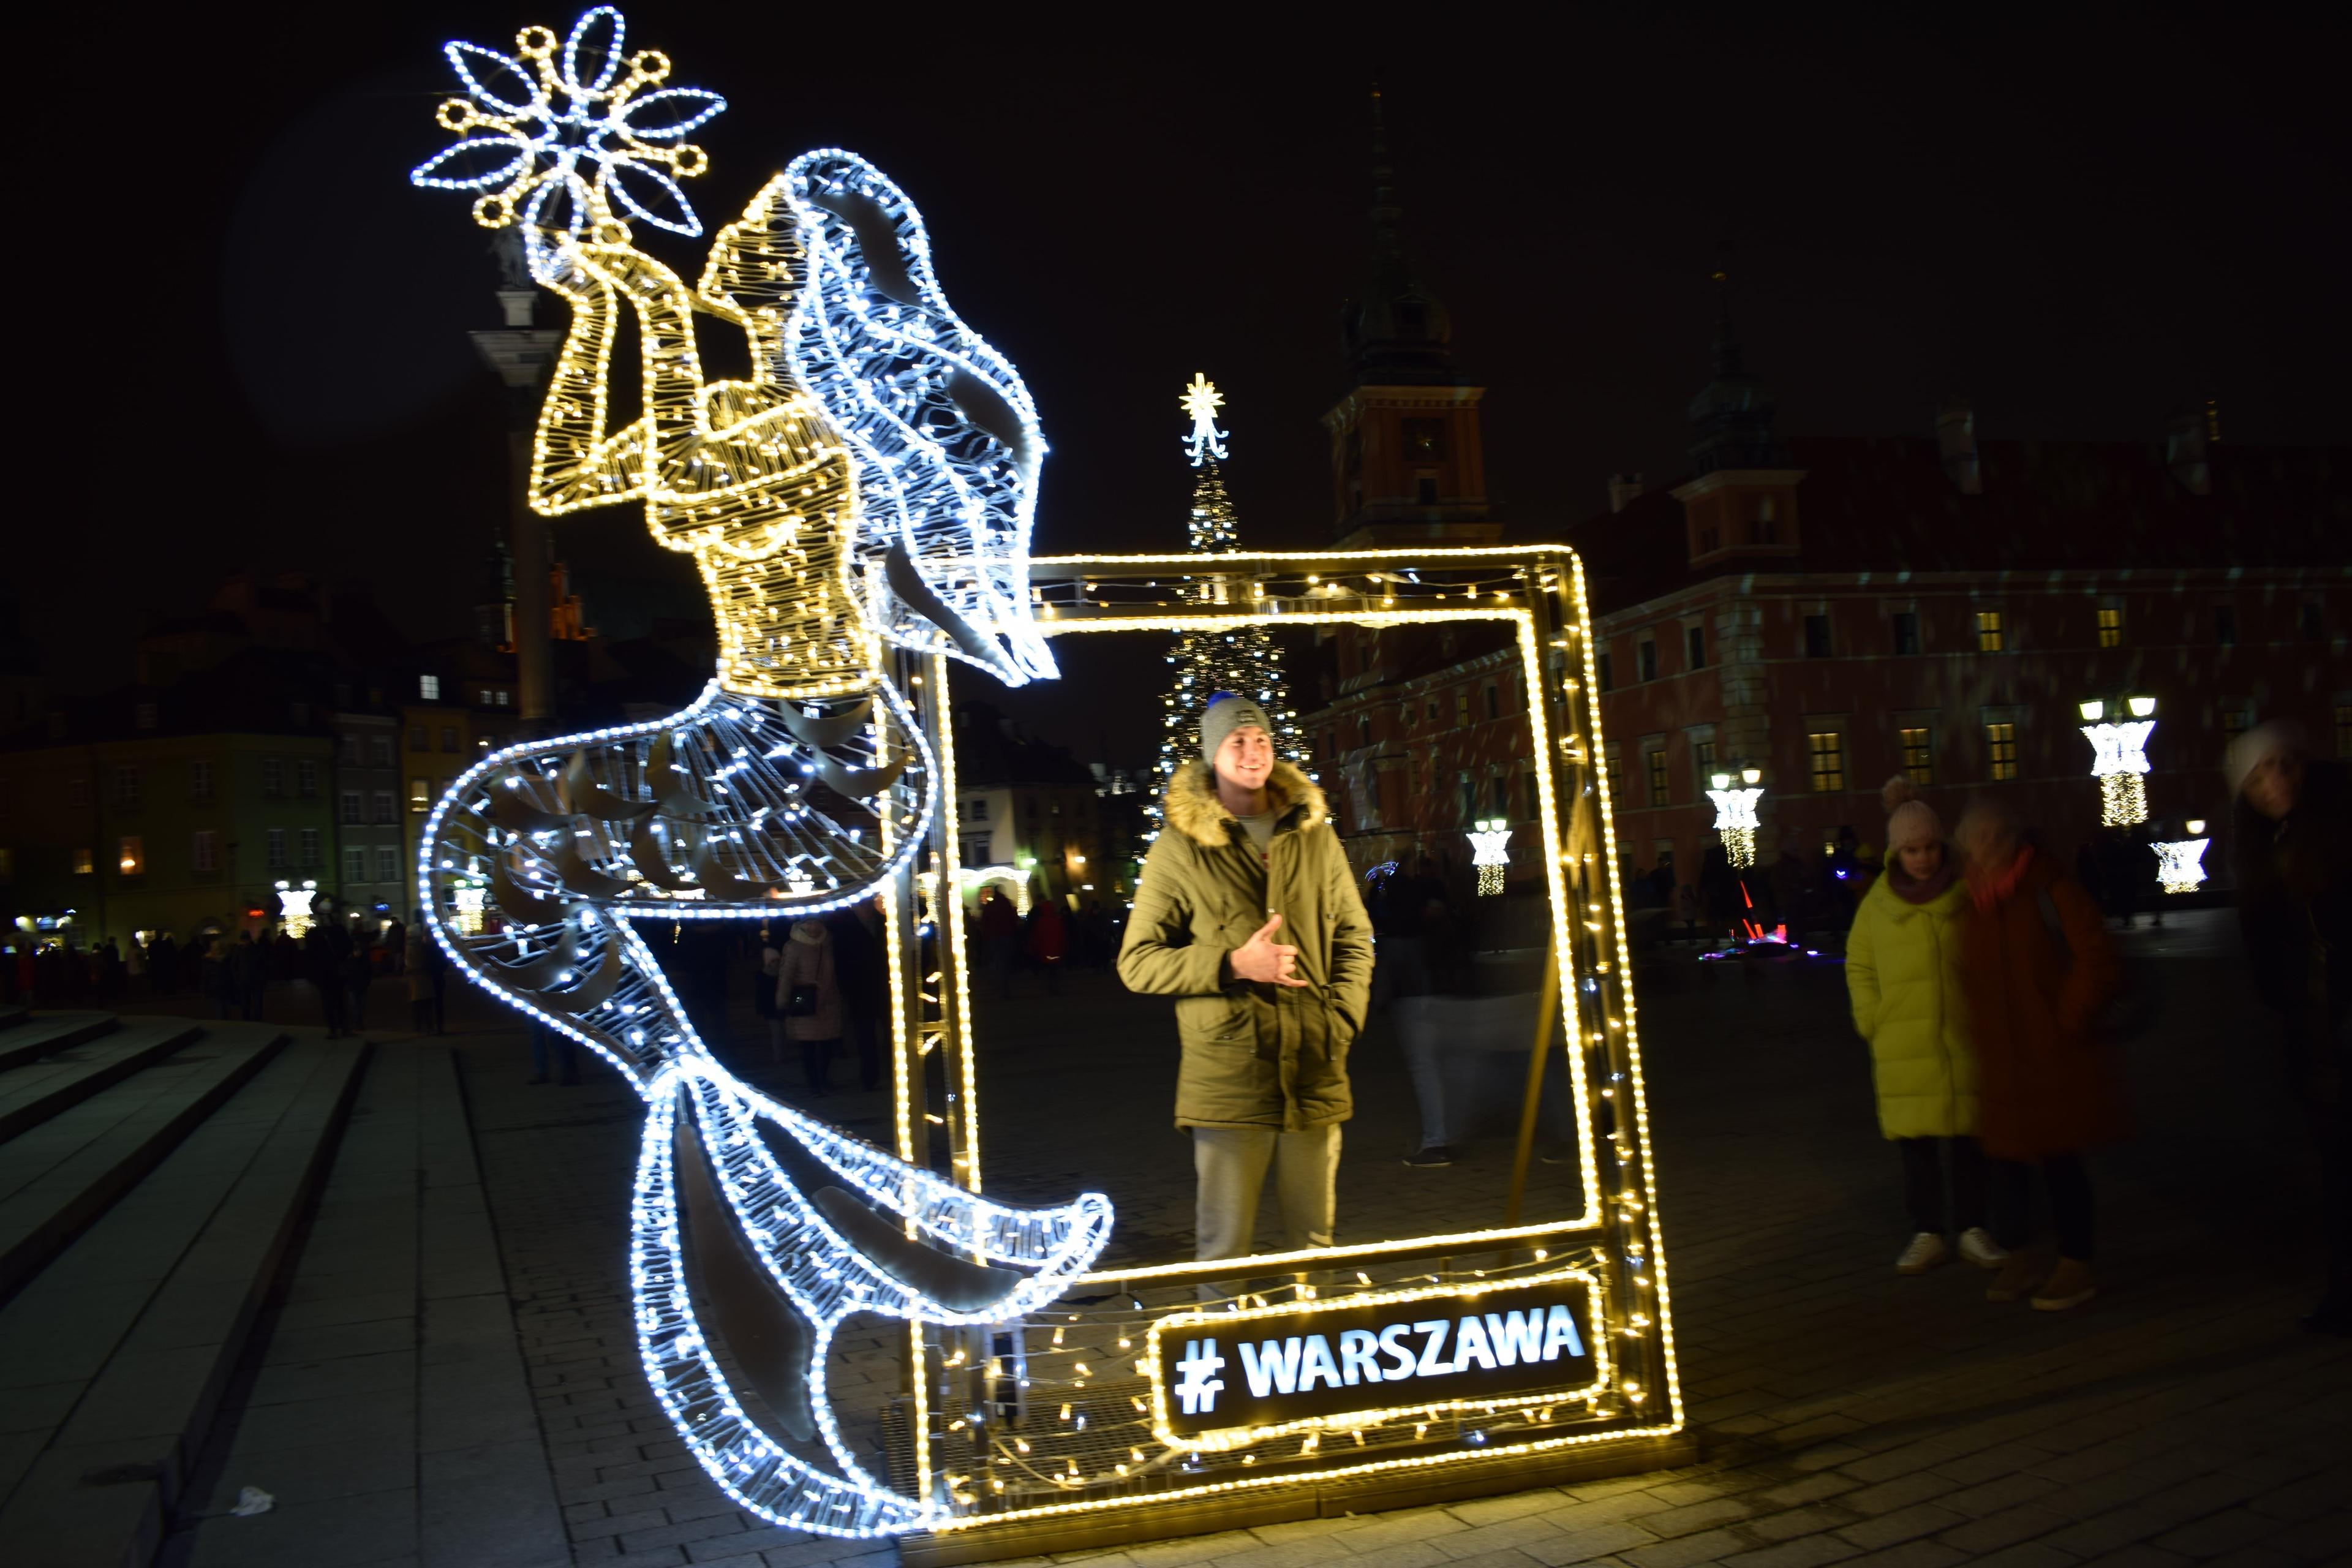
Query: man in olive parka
1118 695 1374 1262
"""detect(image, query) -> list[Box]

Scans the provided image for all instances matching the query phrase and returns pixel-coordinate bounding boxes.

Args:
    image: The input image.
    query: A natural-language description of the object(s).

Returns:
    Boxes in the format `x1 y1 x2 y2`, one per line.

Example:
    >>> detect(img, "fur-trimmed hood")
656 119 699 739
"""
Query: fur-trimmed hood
1163 760 1329 850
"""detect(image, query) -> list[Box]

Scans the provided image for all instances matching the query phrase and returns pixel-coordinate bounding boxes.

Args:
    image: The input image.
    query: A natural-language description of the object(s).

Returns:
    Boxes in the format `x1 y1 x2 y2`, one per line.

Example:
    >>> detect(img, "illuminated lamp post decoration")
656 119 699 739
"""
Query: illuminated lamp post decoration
1152 375 1306 834
2079 696 2155 827
407 8 1110 1537
2155 817 2211 894
1705 769 1763 869
275 879 319 940
1468 818 1511 895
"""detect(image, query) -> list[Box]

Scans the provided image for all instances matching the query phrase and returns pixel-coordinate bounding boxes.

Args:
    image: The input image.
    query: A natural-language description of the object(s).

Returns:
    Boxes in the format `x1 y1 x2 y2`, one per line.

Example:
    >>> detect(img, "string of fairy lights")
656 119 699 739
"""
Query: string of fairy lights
1150 378 1308 830
911 557 1684 1532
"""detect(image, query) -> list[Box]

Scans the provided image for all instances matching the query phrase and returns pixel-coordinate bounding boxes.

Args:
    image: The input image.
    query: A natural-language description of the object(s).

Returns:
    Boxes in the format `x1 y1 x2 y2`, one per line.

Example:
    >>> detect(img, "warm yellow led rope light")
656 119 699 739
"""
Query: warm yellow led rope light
904 559 1679 1529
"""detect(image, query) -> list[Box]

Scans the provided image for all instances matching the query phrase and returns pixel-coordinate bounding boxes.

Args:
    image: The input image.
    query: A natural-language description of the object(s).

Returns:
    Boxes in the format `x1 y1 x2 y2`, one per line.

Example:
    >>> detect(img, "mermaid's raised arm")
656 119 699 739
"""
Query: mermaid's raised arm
529 243 652 515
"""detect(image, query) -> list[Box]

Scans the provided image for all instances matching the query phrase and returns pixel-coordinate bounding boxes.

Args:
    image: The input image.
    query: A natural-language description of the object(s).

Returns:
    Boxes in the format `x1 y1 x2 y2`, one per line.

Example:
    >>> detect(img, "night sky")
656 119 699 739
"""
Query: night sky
26 7 2348 764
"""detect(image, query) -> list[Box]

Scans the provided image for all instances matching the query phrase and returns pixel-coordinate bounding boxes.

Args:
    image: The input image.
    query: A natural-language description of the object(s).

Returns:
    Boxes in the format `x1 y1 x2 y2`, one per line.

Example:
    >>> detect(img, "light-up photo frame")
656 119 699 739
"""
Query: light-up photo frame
885 548 1686 1562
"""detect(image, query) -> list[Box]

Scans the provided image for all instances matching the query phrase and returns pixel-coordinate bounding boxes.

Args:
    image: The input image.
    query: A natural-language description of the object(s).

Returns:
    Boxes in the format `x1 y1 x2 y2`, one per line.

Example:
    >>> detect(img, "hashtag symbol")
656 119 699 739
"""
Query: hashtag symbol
1172 1338 1225 1415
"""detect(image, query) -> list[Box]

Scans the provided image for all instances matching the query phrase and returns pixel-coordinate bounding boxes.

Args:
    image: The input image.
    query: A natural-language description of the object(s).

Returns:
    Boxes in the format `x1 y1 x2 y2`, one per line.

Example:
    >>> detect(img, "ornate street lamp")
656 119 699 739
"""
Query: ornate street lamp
1706 768 1764 869
2154 816 2211 894
1468 819 1512 896
275 878 320 940
2079 696 2155 827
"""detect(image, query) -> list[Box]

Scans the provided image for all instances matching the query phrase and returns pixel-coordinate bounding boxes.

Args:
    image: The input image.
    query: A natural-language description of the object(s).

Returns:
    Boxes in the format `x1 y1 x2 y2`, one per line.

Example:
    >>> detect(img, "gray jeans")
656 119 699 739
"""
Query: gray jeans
1192 1123 1341 1262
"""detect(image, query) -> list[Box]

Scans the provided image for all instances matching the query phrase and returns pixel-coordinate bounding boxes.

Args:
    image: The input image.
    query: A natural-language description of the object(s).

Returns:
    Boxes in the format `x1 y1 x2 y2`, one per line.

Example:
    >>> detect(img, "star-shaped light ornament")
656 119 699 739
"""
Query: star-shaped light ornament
1468 820 1512 897
409 5 726 280
1181 372 1229 467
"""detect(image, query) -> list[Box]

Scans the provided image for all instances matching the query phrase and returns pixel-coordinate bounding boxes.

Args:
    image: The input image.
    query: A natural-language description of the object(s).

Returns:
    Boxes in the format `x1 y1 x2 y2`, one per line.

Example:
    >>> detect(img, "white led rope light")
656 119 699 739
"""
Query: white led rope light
410 8 1114 1536
783 150 1057 688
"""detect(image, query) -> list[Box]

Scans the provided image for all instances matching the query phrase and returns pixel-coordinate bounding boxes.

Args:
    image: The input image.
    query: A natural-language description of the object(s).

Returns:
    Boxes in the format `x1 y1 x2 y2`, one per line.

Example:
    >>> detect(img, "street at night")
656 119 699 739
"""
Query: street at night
4 6 2348 1566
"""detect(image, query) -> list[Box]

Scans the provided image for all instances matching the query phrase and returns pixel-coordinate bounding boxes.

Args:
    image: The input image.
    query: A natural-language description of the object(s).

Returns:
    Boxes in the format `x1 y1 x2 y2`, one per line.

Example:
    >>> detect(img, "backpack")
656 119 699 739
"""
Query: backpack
2035 884 2157 1044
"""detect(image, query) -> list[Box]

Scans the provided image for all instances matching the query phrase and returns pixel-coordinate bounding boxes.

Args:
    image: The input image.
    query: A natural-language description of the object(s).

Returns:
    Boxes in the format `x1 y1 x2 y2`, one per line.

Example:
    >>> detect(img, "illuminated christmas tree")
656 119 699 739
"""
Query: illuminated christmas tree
1152 376 1306 827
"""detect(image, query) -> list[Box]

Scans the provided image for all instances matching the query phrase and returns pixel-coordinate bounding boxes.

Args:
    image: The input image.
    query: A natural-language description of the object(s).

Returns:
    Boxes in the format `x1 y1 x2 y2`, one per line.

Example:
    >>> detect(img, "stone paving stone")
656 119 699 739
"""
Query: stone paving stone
1714 1538 1861 1568
1618 1525 1749 1568
2150 1506 2300 1558
1959 1547 2075 1568
1514 1521 1658 1566
2067 1550 2192 1568
1833 1471 1955 1519
2196 1549 2310 1568
1829 1502 1966 1553
1831 1545 1966 1568
1446 1491 1573 1526
1930 1501 2074 1555
1931 1471 2058 1518
1332 1544 1450 1568
1744 1503 1860 1544
1393 1550 1540 1568
1624 1494 1752 1540
2248 1512 2352 1559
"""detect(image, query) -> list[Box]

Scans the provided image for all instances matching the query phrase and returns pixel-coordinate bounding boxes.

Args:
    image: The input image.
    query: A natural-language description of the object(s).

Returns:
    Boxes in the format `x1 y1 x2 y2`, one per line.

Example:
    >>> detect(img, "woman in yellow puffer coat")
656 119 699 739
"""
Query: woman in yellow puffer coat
1845 777 2010 1276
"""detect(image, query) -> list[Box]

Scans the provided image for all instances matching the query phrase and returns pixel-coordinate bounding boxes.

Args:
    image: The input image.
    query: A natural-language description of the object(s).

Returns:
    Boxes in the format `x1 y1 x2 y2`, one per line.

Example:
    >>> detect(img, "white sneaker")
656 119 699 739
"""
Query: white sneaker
1957 1227 2008 1269
1895 1232 1950 1274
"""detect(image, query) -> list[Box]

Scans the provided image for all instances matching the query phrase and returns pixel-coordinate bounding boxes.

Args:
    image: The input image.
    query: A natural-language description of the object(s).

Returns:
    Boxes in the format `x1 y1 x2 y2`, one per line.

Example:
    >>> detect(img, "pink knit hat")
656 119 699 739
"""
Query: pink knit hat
1882 774 1944 852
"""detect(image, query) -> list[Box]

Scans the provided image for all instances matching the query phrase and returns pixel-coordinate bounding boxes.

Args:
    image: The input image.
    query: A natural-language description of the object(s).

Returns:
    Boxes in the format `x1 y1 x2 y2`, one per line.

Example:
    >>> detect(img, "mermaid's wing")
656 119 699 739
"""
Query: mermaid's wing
781 149 1057 690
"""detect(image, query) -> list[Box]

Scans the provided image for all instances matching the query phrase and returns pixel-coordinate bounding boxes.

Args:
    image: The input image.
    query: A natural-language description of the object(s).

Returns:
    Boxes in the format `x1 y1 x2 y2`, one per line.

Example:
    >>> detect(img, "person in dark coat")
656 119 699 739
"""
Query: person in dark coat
238 932 268 1020
307 925 350 1038
775 919 843 1092
756 924 783 1060
149 932 179 997
421 919 448 1034
2094 829 2141 929
977 887 1019 1000
201 941 236 1019
2227 723 2351 1335
344 935 375 1033
1956 797 2122 1313
1024 897 1068 994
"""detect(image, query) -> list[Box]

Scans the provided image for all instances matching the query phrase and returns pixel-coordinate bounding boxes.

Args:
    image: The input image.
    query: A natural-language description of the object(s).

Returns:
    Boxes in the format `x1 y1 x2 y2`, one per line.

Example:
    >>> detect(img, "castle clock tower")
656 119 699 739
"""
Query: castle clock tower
1325 90 1498 549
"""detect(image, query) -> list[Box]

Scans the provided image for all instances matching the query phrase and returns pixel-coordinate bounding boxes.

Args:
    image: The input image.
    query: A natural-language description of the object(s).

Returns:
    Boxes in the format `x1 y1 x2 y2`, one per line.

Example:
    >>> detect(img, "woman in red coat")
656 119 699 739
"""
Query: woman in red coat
1956 797 2123 1311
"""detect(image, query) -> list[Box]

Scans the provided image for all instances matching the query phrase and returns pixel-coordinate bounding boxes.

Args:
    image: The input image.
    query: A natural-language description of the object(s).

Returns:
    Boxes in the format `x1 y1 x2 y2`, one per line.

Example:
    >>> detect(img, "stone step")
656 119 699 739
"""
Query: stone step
0 1031 369 1567
0 1005 28 1030
0 1012 119 1073
0 1021 205 1144
0 1027 288 1301
167 1044 567 1568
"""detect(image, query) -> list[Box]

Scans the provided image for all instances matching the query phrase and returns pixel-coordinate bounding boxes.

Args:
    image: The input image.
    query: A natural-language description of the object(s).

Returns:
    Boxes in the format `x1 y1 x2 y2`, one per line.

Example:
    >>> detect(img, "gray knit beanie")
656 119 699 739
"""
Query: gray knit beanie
1200 694 1273 764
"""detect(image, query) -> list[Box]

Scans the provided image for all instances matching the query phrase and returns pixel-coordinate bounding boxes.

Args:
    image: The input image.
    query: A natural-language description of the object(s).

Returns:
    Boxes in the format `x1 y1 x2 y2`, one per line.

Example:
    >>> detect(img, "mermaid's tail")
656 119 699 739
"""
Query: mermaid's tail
420 679 932 1085
638 1058 1112 1533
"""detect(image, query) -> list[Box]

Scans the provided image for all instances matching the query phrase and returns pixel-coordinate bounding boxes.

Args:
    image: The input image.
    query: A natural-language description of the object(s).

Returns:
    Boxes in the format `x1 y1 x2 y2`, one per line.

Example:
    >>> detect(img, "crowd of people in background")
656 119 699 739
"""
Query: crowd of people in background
974 888 1122 1000
3 914 444 1035
1844 724 2346 1335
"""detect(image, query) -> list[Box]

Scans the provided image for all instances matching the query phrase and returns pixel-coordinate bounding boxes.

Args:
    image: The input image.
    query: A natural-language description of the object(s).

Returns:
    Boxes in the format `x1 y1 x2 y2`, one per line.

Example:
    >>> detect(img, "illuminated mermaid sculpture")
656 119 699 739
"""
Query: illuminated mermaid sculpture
409 7 1107 1536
